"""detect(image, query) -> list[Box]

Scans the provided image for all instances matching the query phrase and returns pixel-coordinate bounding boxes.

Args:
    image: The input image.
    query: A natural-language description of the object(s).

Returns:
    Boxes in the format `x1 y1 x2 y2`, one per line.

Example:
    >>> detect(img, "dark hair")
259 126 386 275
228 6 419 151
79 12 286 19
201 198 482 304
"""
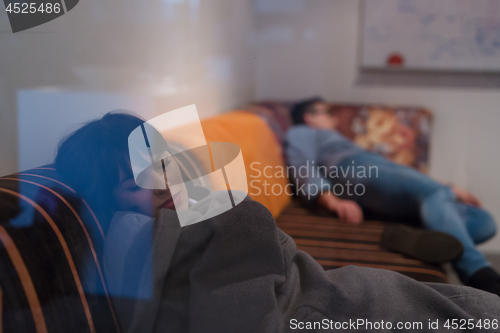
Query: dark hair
55 111 144 219
290 97 325 125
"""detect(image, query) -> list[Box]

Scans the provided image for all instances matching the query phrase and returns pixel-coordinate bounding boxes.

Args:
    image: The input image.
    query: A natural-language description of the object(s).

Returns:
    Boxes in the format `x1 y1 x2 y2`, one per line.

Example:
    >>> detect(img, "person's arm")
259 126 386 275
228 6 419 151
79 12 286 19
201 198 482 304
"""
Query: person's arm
284 127 333 207
317 192 363 224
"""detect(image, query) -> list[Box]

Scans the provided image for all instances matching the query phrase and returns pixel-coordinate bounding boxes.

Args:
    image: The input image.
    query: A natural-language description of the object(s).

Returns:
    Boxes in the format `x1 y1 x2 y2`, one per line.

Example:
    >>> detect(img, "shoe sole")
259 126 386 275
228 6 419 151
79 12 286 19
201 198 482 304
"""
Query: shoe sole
381 225 464 263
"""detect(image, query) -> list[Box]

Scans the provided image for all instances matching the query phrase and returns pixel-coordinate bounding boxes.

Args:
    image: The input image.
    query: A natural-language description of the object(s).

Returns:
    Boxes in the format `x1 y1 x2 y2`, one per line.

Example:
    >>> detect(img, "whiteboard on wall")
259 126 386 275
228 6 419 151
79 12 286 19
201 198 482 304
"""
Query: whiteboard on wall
361 0 500 71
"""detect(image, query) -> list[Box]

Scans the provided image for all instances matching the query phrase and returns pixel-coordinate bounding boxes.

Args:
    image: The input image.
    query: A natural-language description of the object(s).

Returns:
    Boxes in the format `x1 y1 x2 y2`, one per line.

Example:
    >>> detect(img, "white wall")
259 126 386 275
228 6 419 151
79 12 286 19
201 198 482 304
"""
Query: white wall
0 0 256 176
17 89 156 171
254 0 500 253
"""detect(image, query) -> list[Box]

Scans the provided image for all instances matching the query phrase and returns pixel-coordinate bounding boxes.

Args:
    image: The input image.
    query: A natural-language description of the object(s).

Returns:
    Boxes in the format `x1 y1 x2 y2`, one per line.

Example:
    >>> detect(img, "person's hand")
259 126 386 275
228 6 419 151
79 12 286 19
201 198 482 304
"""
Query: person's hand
331 199 364 224
450 184 482 207
318 192 364 224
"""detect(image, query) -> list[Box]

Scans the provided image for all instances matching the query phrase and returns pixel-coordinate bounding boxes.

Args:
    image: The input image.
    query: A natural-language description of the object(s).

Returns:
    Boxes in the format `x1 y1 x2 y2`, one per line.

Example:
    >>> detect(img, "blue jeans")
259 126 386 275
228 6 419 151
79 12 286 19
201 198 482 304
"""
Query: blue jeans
336 153 497 282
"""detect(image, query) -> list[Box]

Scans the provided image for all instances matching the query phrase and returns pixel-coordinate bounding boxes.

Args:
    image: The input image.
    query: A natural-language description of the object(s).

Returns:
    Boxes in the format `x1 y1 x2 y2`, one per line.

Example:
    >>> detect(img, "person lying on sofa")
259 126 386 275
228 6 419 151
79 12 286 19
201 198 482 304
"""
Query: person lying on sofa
285 97 500 297
55 111 500 332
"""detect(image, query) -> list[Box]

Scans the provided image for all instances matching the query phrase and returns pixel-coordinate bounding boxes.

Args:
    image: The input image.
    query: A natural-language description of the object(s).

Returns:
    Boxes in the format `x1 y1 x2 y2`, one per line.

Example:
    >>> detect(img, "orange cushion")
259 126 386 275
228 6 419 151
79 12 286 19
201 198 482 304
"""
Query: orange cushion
201 111 291 218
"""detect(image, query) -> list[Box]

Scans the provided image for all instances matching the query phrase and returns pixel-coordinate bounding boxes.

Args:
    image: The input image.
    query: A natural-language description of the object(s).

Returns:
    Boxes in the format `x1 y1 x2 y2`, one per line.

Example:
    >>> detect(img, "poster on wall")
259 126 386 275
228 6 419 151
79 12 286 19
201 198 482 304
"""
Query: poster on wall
361 0 500 71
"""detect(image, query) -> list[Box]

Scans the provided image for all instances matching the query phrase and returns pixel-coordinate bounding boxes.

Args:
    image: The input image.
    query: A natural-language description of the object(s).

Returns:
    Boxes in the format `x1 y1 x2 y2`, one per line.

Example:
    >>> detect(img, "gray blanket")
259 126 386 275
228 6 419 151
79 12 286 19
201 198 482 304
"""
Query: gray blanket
105 193 500 333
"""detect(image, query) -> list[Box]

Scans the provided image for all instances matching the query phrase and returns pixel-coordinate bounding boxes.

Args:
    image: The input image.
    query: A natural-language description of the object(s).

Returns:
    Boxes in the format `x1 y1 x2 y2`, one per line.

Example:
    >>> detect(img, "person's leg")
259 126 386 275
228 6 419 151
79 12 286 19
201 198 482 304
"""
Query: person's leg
420 187 491 282
456 203 497 245
336 153 439 220
335 153 493 282
454 203 500 294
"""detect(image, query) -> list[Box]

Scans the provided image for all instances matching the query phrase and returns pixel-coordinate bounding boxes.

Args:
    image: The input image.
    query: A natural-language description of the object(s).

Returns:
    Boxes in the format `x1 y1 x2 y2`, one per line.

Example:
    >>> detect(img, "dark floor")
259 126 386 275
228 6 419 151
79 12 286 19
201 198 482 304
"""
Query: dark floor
445 253 500 285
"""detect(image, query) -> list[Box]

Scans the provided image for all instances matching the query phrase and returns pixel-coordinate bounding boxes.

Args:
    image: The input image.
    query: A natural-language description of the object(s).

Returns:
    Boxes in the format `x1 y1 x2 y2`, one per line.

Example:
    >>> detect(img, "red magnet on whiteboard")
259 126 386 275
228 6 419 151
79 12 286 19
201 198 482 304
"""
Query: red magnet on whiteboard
387 53 404 67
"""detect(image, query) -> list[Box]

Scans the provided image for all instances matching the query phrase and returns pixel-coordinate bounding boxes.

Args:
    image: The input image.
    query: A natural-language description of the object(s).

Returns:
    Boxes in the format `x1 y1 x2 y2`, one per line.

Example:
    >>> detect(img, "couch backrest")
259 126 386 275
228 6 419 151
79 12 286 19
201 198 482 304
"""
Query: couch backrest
247 101 433 173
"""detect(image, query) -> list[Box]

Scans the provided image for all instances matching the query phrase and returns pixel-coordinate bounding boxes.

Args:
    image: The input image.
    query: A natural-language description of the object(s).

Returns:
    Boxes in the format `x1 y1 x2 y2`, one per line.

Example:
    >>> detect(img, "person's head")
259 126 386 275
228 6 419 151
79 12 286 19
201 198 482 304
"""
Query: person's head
291 97 338 130
55 111 188 219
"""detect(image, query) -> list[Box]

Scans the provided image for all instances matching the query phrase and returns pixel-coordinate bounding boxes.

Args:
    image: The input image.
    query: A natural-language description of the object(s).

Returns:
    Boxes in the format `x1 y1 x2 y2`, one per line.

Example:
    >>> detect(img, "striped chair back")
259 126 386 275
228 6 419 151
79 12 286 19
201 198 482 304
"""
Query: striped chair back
0 143 205 333
0 166 119 333
247 101 433 173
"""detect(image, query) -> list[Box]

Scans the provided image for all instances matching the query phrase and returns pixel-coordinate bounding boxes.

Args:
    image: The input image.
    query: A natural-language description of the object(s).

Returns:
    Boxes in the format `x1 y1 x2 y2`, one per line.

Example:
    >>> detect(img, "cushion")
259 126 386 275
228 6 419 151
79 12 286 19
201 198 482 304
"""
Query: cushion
200 111 292 218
